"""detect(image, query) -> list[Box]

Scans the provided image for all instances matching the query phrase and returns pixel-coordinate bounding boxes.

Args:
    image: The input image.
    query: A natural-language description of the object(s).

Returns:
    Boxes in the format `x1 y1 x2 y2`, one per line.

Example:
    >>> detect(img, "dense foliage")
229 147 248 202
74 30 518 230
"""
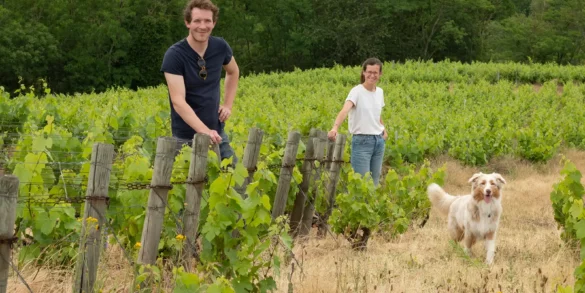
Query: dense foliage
2 61 585 290
1 0 584 95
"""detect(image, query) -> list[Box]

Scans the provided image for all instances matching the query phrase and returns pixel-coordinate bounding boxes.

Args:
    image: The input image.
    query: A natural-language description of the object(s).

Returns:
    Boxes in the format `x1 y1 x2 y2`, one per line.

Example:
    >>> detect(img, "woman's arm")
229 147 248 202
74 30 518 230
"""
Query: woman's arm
328 100 355 141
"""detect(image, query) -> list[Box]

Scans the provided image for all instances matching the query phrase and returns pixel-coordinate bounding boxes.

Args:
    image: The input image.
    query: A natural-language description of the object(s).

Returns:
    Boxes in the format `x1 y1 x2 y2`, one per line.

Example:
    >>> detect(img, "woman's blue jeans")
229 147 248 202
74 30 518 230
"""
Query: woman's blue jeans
350 134 385 186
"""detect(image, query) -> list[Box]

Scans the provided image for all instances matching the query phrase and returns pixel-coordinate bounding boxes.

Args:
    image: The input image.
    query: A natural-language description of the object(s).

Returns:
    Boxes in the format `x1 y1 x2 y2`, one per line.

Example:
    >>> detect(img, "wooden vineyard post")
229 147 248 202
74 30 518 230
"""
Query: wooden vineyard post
211 144 221 166
318 134 346 237
0 175 18 293
136 137 176 266
271 131 301 220
235 128 264 197
324 139 335 171
289 129 318 236
182 134 210 266
298 131 327 238
73 143 114 293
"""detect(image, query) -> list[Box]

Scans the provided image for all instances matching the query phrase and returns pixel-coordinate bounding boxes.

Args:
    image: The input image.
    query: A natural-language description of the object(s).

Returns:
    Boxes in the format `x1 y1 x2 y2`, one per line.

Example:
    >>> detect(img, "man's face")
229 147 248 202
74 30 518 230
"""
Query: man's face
185 8 215 43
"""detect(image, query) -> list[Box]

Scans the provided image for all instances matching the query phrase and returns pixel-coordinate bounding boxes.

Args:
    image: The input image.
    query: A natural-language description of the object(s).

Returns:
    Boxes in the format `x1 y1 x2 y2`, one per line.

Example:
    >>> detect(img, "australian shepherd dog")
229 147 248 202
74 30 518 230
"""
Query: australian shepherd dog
427 172 506 265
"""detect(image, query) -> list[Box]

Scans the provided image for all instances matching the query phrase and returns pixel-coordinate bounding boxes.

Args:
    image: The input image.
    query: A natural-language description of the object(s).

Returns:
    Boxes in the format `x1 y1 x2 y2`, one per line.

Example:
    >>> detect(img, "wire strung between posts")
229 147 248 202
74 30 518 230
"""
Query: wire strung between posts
290 170 341 246
148 187 203 262
0 249 34 293
83 207 137 270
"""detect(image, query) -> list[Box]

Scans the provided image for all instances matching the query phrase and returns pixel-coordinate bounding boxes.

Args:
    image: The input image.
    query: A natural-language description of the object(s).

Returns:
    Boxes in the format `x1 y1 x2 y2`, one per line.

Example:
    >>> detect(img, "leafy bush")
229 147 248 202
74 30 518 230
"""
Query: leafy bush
550 158 585 292
329 161 445 250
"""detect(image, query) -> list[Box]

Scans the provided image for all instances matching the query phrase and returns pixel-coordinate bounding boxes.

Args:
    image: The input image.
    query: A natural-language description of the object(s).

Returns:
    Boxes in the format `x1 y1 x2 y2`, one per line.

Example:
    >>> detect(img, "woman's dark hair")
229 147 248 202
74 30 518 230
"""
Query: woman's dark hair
360 57 383 84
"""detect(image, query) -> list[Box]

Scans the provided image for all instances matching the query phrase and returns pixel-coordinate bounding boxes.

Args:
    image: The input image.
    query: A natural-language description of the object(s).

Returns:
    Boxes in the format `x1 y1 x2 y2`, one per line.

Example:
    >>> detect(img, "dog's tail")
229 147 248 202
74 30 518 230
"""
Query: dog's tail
427 183 457 216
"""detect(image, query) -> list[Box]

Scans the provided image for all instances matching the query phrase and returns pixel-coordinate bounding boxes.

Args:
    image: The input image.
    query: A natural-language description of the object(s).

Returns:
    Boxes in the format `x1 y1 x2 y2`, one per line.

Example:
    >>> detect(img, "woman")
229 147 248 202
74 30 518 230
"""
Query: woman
328 58 388 186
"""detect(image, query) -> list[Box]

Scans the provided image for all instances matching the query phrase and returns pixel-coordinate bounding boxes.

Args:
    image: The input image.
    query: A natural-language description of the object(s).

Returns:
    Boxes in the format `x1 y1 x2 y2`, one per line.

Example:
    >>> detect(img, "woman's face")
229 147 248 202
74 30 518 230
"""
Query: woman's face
363 64 381 87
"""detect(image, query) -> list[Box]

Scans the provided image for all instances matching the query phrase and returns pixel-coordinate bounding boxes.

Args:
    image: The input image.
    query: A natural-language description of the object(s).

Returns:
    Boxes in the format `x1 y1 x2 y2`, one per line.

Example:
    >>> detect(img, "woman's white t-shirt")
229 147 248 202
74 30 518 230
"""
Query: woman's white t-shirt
346 84 385 135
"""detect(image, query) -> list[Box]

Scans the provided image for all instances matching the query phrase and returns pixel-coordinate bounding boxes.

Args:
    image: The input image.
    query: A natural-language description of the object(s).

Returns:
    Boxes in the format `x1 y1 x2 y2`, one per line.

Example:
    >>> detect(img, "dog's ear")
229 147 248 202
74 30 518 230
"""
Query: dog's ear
468 172 483 184
492 173 506 185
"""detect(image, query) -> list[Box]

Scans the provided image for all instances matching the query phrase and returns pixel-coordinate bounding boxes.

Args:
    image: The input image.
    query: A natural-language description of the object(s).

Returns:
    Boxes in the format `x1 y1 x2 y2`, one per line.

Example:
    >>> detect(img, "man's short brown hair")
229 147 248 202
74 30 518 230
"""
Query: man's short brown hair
184 0 219 23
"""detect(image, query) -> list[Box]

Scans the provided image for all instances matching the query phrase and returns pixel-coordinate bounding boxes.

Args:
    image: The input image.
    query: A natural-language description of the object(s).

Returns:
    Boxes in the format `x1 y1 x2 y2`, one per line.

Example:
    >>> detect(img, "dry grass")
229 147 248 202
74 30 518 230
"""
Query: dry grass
275 150 585 293
8 243 133 293
7 151 585 293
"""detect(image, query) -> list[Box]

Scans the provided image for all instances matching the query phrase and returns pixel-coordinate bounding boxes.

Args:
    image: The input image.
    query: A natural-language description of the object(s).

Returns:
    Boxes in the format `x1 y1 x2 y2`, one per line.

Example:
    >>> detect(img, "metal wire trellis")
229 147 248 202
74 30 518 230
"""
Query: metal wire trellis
0 128 358 291
0 250 34 293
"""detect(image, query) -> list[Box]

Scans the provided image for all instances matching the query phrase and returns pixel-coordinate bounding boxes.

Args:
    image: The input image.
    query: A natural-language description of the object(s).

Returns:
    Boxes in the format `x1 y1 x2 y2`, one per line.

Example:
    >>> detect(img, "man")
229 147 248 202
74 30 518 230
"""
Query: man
161 0 239 163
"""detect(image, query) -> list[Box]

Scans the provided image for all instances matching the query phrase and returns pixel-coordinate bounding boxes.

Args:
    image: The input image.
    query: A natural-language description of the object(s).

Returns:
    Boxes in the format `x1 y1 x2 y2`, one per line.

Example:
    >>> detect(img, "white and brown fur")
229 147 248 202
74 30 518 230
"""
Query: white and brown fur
427 172 506 265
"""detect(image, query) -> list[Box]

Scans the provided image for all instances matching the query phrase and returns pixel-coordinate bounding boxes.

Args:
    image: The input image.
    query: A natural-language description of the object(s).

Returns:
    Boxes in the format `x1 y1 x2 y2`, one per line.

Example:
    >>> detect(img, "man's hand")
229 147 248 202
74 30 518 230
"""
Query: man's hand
218 105 232 122
206 129 222 144
382 130 388 141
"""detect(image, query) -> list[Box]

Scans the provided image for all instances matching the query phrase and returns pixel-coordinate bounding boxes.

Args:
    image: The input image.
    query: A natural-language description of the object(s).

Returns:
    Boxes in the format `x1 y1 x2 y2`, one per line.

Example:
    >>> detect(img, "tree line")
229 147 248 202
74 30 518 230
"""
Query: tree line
0 0 583 96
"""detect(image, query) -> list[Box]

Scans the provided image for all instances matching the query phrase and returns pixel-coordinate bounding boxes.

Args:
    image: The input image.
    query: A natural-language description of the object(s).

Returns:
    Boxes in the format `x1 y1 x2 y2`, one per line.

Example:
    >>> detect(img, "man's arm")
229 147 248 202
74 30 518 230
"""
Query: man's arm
219 57 239 122
164 72 222 143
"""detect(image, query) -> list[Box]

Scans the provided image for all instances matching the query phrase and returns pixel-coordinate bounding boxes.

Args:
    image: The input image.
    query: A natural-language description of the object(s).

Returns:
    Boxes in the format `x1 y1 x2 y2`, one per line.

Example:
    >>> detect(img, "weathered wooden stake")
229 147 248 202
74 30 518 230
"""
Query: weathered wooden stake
318 134 346 237
182 134 210 266
73 143 114 293
229 128 264 239
211 143 222 166
235 128 264 197
137 137 176 266
271 131 301 220
324 140 335 170
298 131 327 238
289 129 318 236
0 175 18 293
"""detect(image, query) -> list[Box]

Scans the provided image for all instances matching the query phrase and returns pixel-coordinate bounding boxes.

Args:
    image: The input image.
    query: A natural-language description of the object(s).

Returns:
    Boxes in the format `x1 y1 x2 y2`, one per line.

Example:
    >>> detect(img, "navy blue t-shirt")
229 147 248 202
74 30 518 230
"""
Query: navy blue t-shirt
161 36 233 139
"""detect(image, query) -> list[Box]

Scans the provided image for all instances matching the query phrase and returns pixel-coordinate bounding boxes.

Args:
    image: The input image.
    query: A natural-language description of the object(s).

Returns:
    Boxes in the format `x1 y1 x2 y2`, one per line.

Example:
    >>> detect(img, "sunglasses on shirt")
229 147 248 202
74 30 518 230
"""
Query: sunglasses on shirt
197 58 207 80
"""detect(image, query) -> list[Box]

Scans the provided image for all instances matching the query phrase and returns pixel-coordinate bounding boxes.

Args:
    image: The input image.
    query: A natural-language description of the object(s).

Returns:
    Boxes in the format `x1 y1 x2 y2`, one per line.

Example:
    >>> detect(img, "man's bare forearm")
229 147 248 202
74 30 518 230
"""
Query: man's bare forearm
223 72 239 109
172 100 209 133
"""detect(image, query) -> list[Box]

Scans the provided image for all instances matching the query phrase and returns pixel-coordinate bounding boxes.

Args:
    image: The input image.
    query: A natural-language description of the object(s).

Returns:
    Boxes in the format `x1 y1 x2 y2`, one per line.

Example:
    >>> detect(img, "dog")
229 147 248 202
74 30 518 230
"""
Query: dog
427 172 506 265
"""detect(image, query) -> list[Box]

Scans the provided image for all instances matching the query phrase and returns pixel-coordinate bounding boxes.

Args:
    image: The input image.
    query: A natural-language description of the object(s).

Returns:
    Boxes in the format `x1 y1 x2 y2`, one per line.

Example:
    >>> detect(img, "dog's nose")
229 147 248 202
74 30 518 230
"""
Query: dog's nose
486 189 492 196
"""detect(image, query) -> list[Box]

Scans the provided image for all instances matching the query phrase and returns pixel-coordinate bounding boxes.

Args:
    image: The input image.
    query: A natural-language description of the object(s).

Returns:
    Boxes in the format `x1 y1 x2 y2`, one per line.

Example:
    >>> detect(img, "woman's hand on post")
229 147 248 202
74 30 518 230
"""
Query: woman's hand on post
328 129 338 141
